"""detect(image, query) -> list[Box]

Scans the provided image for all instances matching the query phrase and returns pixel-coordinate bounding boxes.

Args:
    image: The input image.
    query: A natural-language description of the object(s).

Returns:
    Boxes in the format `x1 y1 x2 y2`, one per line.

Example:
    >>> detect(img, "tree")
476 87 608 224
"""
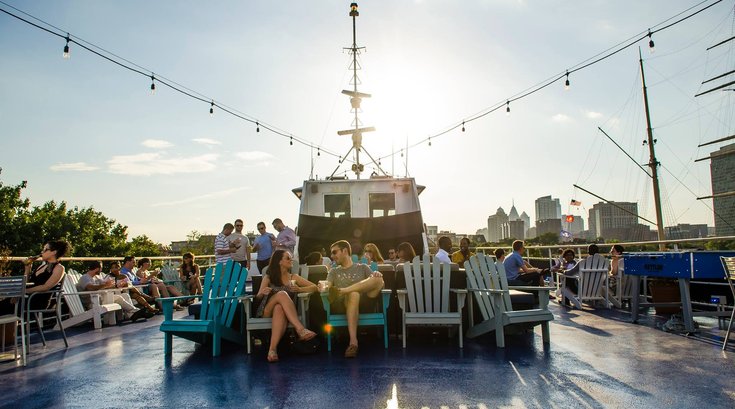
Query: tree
0 172 164 271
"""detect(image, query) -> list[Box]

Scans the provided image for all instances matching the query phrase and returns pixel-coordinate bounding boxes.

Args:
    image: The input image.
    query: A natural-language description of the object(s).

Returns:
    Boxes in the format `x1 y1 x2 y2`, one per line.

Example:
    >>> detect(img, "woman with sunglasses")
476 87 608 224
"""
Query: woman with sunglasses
255 249 317 362
179 252 203 297
362 243 384 264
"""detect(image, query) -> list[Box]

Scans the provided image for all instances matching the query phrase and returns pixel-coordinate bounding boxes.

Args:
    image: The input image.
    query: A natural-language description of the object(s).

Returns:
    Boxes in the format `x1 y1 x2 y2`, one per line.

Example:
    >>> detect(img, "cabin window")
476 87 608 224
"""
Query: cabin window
369 193 396 217
324 194 351 218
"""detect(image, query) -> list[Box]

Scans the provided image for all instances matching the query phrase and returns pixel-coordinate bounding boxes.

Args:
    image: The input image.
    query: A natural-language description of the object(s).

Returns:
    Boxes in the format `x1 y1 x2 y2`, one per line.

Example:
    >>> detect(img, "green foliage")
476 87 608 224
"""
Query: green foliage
0 174 164 272
180 230 214 256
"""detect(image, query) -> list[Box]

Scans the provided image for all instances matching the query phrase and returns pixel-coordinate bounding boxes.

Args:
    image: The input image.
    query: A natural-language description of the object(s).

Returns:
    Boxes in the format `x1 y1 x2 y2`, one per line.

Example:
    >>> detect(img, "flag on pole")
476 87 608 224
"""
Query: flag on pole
560 229 572 238
570 199 582 206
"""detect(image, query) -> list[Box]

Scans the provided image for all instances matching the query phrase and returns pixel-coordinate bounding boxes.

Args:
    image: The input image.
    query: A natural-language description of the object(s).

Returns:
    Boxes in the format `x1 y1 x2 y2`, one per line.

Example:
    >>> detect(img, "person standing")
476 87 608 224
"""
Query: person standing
272 218 296 254
229 219 251 270
215 223 236 266
252 221 276 273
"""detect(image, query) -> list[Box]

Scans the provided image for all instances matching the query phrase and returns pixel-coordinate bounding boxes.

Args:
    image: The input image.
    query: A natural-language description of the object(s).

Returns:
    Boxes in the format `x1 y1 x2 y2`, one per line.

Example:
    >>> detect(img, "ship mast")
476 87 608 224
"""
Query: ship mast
639 48 666 250
330 2 387 179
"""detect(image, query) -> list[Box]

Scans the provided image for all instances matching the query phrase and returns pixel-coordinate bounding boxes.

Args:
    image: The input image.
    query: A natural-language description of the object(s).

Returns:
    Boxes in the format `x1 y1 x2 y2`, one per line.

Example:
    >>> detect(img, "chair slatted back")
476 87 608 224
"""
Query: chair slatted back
298 264 308 279
0 276 25 314
200 260 247 327
488 256 513 312
578 254 610 298
464 255 496 321
161 265 183 293
221 261 248 327
63 270 86 316
403 256 451 313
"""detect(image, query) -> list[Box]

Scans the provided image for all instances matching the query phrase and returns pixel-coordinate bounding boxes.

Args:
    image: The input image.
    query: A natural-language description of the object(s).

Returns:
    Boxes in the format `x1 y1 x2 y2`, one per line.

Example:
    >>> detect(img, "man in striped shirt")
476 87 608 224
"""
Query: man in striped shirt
215 223 236 265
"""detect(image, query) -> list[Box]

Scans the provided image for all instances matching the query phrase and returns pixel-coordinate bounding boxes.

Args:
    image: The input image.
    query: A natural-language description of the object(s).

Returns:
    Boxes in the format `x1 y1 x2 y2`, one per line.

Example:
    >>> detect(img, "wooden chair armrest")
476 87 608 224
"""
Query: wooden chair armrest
467 288 507 294
450 289 468 294
509 286 551 293
158 295 199 305
396 290 407 311
296 292 310 299
451 289 468 310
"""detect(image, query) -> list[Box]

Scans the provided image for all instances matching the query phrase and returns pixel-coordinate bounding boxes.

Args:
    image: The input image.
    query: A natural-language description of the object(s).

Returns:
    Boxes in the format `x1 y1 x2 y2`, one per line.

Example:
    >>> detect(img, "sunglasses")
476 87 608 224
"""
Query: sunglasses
235 224 243 227
258 226 265 230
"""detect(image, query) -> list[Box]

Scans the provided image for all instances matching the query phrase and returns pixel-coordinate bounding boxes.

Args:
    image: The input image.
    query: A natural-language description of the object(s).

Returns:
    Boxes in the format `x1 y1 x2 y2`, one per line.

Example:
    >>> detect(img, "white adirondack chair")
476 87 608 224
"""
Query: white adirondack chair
57 269 122 330
161 265 185 294
464 255 553 347
562 254 611 309
241 280 310 354
396 256 466 348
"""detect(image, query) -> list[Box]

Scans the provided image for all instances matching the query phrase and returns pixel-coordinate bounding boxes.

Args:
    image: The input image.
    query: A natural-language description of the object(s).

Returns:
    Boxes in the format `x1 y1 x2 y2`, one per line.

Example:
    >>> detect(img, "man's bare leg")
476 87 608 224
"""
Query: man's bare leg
338 276 384 298
344 292 360 346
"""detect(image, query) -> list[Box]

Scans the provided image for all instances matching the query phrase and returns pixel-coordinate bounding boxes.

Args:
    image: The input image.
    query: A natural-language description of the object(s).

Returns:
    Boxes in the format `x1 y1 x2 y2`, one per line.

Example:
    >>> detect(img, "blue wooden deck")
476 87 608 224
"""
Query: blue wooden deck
1 304 734 408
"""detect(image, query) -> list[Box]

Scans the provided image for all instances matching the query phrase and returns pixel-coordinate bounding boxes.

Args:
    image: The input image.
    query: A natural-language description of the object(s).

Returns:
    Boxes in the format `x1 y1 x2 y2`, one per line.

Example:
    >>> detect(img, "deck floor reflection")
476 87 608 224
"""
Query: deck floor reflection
1 304 734 408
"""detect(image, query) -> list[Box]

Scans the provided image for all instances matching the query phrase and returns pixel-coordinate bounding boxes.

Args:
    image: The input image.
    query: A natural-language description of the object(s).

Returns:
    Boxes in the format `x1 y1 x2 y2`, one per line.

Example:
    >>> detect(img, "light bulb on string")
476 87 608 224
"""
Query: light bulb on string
150 75 156 95
648 30 655 53
317 147 321 157
209 101 214 115
400 149 404 158
339 156 342 164
506 101 510 116
290 136 293 146
564 71 570 90
256 121 260 133
63 34 70 59
461 121 465 132
428 137 432 147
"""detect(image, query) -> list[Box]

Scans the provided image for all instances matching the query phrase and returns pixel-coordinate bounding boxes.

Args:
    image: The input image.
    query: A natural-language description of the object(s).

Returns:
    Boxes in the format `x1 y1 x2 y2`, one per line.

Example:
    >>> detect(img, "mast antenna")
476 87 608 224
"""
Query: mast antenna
329 2 388 179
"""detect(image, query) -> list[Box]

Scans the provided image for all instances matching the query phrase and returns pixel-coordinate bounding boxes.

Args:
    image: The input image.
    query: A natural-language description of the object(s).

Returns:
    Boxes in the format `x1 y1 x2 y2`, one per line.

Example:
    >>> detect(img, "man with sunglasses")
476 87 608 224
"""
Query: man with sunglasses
229 218 251 270
252 221 277 273
326 240 384 358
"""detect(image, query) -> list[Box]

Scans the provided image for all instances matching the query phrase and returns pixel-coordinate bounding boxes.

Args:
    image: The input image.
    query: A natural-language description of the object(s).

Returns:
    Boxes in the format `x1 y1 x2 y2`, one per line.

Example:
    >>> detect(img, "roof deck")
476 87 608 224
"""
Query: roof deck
2 304 734 408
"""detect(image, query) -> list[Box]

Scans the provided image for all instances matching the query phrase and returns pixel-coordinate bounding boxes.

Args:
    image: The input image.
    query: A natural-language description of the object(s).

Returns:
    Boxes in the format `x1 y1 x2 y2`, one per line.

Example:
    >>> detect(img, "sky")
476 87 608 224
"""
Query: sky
1 0 733 244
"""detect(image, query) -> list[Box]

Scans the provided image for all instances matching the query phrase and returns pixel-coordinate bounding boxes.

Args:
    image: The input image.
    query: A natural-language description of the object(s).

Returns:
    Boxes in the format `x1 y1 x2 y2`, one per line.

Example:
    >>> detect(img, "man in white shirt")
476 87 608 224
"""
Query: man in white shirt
229 218 251 269
434 236 452 264
77 261 153 322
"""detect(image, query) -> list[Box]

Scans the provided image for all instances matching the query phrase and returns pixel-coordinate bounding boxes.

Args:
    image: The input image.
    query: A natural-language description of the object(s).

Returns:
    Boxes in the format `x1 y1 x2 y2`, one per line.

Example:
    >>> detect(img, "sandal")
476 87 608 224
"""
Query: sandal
267 350 279 363
297 328 317 342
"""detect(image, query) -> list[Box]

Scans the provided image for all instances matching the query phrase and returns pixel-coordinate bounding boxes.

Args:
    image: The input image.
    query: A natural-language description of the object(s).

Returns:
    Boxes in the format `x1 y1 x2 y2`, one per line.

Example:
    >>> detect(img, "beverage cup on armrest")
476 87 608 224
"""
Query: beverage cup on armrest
290 279 296 286
318 280 329 292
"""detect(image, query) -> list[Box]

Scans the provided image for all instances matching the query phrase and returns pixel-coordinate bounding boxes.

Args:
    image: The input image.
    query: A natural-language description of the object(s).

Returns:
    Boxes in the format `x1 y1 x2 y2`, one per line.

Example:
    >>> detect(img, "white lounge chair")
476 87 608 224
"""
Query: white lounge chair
57 269 122 330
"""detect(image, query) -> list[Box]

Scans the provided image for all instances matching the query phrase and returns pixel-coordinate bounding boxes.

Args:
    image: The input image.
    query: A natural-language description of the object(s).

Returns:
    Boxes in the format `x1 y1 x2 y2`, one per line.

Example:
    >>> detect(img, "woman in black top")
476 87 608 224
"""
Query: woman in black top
178 252 203 297
25 240 69 310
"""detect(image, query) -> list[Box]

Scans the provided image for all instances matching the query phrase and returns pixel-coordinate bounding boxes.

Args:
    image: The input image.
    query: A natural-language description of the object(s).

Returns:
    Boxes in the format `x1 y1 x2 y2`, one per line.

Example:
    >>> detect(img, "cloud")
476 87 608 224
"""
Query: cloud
49 162 99 172
107 153 218 176
192 138 221 146
235 151 275 161
551 114 571 123
141 139 173 148
585 111 603 119
150 187 249 207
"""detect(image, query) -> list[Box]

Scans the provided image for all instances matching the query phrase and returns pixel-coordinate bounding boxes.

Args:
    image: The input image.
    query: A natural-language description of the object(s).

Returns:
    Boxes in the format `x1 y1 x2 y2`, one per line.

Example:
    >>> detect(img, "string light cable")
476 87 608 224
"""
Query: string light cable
373 0 725 164
0 1 345 161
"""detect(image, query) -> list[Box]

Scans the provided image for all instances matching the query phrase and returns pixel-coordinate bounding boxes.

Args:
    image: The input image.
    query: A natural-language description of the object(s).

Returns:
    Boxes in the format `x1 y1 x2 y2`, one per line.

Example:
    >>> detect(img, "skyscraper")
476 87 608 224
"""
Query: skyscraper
535 195 561 221
710 143 735 236
487 207 508 243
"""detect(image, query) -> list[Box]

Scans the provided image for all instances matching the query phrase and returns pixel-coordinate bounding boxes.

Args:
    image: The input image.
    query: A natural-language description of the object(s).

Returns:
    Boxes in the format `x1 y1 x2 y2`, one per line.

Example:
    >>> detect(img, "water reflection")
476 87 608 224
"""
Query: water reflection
385 384 398 409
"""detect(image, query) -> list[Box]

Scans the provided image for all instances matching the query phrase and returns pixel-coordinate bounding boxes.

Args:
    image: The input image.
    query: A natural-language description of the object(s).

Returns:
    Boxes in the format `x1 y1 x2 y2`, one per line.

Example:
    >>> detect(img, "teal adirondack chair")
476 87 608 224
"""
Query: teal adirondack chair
320 263 390 351
159 260 248 356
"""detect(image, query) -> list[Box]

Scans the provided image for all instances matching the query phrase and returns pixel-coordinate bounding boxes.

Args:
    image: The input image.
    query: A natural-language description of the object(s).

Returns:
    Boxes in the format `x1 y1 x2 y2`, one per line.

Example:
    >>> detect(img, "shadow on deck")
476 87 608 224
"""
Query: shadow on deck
2 303 734 408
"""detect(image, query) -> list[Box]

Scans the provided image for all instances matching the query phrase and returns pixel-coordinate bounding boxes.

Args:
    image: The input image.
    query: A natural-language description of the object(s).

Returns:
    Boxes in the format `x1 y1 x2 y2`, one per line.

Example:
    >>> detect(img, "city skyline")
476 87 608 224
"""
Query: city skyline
1 1 731 244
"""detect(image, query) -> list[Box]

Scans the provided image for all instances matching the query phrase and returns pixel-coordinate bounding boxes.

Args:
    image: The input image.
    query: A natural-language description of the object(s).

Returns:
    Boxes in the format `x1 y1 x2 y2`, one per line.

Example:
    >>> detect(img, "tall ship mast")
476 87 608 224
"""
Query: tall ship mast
291 2 427 260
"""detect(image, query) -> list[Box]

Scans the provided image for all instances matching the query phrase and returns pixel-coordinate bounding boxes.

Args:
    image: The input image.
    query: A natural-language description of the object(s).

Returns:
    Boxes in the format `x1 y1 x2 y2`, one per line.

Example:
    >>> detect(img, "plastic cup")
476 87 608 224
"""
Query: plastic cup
290 279 296 286
318 280 329 292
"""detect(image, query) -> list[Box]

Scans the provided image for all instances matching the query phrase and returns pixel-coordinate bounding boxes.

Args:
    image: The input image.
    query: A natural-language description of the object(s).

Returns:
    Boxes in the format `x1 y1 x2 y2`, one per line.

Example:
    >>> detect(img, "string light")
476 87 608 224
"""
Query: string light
428 137 431 146
400 149 404 158
150 74 156 95
564 71 570 90
339 156 342 164
256 121 260 133
317 147 321 156
290 136 293 146
62 34 70 59
506 101 510 116
461 121 465 132
209 100 214 115
648 29 655 53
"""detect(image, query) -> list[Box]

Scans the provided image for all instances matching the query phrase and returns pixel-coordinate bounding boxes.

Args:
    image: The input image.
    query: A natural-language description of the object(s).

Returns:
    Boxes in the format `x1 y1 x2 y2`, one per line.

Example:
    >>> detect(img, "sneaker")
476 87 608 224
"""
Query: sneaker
344 344 358 358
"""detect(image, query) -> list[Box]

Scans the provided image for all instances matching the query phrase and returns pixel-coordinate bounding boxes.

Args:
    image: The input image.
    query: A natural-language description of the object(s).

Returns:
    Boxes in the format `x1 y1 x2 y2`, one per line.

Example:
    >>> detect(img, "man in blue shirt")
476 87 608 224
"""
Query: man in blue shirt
503 240 547 286
252 221 276 273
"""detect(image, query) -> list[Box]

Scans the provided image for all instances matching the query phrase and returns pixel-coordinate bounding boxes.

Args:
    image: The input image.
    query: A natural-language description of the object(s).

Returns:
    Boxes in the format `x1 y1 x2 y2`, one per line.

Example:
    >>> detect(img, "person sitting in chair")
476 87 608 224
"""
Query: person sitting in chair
326 240 385 358
503 240 548 286
77 261 152 322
